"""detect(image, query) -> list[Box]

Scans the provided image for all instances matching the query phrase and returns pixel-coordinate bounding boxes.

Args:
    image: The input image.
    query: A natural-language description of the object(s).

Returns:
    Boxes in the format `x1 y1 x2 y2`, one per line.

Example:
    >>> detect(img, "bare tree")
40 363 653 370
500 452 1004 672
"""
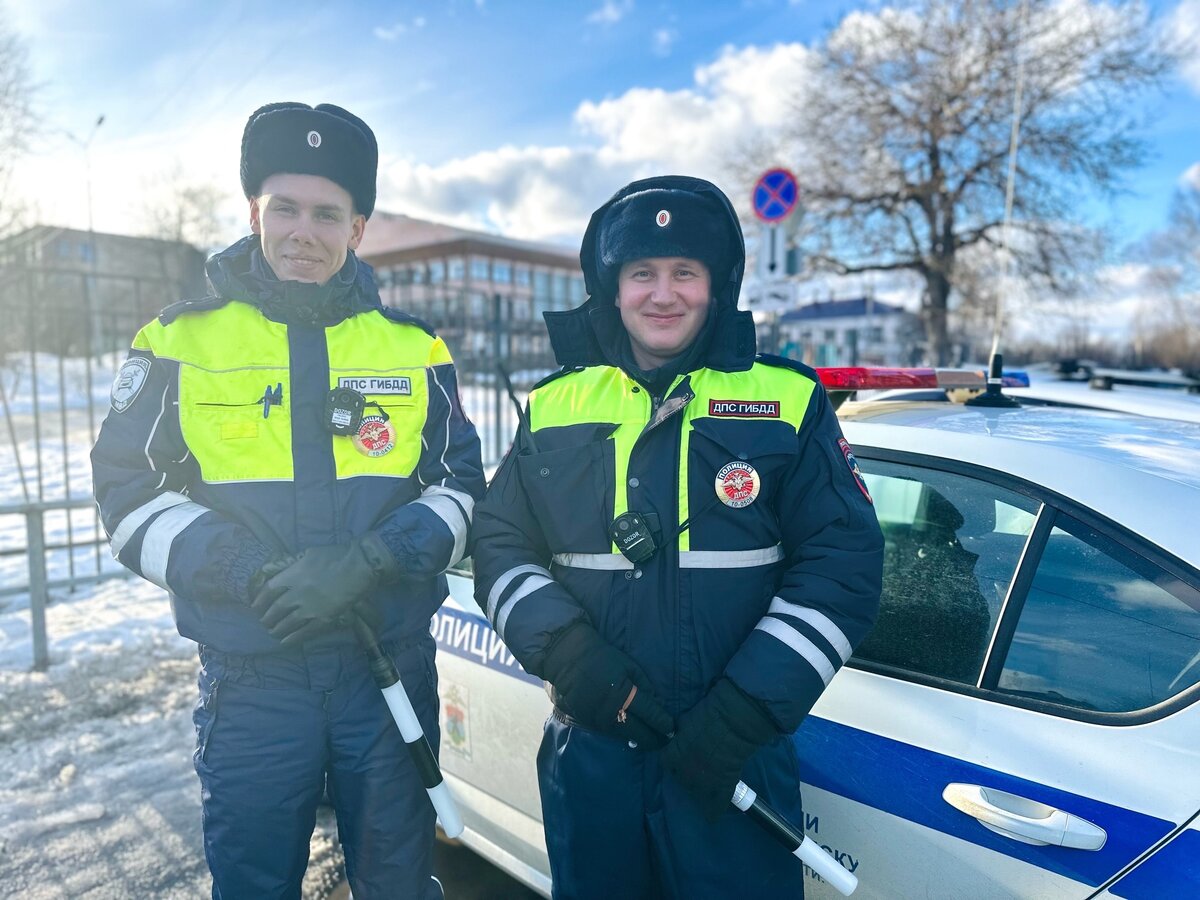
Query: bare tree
764 0 1173 364
0 15 36 236
140 162 232 253
1131 186 1200 369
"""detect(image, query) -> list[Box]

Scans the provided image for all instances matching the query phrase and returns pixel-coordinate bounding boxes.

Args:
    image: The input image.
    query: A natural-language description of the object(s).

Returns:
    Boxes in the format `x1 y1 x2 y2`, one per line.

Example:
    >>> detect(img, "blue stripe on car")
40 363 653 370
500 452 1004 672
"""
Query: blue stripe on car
794 717 1174 887
1105 827 1200 898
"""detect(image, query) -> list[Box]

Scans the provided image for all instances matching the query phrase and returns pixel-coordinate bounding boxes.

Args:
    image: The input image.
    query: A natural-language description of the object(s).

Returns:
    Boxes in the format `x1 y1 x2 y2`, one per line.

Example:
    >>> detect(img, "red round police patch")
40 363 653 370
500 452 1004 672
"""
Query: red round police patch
715 461 760 508
353 415 395 458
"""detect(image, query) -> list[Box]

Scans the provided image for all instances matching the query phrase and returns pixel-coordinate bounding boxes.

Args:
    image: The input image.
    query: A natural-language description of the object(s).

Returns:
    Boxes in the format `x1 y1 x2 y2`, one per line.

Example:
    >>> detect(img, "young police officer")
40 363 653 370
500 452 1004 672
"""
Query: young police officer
91 103 484 899
471 175 883 898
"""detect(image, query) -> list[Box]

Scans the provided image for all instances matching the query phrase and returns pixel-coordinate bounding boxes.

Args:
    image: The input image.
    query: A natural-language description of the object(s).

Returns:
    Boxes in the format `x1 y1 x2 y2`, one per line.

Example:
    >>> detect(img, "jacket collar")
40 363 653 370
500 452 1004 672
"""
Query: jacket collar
205 235 381 327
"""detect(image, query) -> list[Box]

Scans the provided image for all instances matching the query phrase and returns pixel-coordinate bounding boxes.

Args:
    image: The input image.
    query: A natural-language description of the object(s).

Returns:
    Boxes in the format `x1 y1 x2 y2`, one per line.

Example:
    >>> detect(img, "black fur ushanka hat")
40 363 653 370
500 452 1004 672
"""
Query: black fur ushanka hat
240 102 378 217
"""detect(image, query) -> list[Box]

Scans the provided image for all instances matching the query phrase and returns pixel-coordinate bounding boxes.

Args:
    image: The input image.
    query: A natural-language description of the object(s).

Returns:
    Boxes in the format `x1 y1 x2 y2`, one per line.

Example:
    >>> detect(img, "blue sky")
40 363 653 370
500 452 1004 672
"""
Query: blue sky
8 0 1200 261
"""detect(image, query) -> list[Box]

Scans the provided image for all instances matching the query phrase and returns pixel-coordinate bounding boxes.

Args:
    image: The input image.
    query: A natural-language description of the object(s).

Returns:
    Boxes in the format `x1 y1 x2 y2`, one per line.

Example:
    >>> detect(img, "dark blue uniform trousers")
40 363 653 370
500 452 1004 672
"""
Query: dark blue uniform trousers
193 636 442 900
538 714 808 899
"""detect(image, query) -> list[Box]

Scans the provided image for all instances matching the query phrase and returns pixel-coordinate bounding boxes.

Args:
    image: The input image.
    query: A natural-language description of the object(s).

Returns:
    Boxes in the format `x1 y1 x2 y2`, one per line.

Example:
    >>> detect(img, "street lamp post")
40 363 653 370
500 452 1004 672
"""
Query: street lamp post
80 115 105 234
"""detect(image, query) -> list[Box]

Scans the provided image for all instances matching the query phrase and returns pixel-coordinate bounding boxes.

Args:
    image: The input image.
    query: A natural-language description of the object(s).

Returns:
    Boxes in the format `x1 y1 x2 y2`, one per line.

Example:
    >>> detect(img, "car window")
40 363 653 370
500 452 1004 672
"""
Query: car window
998 515 1200 713
853 461 1039 684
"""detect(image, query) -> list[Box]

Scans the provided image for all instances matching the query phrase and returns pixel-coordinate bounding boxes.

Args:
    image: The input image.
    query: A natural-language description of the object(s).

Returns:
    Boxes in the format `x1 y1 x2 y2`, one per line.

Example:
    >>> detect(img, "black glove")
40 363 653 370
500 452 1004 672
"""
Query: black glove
662 678 778 822
541 622 674 749
250 532 400 646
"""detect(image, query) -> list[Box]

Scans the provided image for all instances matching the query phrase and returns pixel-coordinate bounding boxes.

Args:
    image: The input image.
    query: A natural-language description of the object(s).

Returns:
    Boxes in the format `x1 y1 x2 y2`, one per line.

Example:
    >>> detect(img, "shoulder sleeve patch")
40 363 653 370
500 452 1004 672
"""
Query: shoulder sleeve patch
110 356 152 413
838 437 872 504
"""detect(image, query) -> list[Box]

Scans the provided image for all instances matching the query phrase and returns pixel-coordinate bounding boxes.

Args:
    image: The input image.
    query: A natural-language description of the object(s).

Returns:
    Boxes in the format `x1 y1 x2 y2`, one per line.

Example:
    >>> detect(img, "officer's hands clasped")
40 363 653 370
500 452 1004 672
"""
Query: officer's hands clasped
542 622 675 749
251 532 400 645
662 677 778 822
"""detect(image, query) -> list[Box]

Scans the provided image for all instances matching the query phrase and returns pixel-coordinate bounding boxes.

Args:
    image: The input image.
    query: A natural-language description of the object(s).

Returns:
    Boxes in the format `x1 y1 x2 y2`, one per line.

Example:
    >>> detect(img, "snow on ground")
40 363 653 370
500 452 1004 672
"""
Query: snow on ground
0 577 345 898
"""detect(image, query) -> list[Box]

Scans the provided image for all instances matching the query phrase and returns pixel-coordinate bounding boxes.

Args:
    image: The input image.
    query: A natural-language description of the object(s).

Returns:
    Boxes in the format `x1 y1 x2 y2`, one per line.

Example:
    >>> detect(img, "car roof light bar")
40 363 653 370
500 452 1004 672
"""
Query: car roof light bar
816 367 1030 392
816 368 940 390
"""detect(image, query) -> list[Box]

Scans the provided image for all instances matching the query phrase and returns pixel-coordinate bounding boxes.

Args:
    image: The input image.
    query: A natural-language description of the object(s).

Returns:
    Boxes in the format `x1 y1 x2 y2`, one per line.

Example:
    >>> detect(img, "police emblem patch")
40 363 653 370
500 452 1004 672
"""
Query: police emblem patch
352 415 395 458
715 461 760 508
838 437 872 503
110 357 151 413
656 209 671 227
307 130 322 148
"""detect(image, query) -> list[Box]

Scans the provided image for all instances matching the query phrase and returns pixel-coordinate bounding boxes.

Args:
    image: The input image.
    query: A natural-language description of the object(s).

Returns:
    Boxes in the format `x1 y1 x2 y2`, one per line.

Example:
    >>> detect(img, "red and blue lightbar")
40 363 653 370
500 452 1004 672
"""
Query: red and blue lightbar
816 367 1030 391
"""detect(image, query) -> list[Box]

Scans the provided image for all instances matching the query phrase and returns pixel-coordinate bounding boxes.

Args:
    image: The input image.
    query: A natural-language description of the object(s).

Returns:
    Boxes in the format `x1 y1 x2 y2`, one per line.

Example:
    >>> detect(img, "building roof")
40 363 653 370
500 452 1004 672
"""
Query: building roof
0 225 203 255
358 211 578 270
779 297 909 323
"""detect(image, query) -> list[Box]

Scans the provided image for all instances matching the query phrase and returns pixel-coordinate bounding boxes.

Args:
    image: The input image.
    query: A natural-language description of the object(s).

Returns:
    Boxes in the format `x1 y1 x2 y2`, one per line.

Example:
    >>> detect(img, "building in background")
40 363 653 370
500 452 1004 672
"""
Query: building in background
764 296 924 367
357 212 583 373
0 225 206 355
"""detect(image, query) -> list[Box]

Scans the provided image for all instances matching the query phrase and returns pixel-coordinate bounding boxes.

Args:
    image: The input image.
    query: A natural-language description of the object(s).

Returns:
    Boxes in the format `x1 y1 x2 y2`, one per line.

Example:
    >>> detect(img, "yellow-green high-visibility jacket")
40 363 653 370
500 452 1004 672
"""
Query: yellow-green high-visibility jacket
92 240 484 654
472 355 884 730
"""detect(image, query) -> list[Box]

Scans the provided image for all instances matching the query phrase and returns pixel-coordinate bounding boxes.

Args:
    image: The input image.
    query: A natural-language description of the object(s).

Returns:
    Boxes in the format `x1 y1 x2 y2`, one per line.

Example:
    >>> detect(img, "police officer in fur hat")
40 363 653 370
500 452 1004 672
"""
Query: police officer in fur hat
471 175 883 898
92 103 484 898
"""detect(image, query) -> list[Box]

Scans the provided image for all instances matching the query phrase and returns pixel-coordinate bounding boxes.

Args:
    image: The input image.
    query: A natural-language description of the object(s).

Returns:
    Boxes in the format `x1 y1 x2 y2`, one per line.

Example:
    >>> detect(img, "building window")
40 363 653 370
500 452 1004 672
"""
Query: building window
494 261 512 284
448 257 465 281
429 260 445 284
471 257 490 281
515 265 531 288
570 275 585 304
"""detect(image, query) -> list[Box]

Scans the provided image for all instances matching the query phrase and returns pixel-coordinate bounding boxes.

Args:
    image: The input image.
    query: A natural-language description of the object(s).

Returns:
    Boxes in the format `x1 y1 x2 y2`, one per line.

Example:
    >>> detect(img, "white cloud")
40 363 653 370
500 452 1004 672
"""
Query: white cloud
373 17 427 41
1169 0 1200 92
576 43 811 174
371 42 813 243
380 146 631 244
652 28 678 57
1183 162 1200 190
586 0 633 27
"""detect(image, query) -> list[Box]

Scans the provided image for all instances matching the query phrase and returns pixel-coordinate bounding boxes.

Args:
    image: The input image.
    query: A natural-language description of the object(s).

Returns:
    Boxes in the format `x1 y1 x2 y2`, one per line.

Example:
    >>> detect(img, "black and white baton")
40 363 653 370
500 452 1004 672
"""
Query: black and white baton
732 781 857 896
353 615 464 839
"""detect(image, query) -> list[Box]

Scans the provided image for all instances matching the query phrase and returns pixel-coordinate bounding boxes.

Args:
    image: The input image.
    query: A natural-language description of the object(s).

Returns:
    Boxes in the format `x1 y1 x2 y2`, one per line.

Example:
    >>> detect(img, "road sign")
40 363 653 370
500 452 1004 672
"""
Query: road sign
757 223 788 282
752 168 799 223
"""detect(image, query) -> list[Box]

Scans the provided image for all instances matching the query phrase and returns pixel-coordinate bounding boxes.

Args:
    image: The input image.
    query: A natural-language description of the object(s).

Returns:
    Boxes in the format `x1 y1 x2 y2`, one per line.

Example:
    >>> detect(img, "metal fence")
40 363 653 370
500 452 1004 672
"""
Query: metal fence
0 263 553 669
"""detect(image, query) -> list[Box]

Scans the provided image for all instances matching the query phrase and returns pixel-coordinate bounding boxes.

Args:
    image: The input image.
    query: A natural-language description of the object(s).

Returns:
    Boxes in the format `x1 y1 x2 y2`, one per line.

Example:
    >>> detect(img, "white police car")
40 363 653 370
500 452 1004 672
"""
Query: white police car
1010 363 1200 425
430 372 1200 899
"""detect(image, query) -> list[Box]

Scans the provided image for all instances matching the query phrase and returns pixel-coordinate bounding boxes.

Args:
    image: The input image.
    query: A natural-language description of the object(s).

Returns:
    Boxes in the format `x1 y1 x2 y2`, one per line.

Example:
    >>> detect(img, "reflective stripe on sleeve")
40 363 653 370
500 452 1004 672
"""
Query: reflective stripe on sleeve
767 597 853 662
679 545 784 568
487 564 553 622
109 492 191 557
552 552 634 571
140 502 209 589
551 545 783 571
495 575 554 643
413 485 475 567
754 617 838 686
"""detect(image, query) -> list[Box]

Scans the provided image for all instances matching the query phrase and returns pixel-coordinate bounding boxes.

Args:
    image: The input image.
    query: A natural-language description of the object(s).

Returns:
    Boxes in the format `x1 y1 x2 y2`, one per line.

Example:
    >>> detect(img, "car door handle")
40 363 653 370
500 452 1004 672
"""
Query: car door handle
943 783 1107 850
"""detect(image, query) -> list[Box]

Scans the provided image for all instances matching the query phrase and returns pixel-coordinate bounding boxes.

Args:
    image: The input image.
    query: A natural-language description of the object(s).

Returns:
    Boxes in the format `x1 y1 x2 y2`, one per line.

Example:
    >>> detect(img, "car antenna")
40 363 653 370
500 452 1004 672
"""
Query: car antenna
968 0 1028 410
